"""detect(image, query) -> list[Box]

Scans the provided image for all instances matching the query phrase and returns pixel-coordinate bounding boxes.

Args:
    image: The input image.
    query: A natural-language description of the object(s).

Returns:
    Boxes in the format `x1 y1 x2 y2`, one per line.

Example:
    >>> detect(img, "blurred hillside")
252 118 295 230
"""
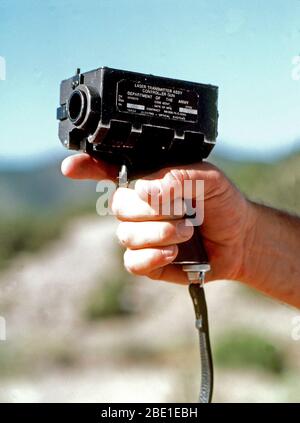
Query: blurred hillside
213 152 300 213
0 150 299 270
0 155 96 269
1 150 299 215
0 151 299 403
0 156 96 216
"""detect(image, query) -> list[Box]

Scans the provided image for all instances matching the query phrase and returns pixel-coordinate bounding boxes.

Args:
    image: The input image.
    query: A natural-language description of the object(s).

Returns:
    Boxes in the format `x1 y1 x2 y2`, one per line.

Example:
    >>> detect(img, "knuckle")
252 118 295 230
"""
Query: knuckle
116 223 130 246
168 168 186 185
159 245 178 261
110 191 121 217
208 168 223 185
111 188 131 219
207 168 231 196
123 250 142 275
124 264 137 275
158 222 175 243
147 268 165 281
125 264 144 276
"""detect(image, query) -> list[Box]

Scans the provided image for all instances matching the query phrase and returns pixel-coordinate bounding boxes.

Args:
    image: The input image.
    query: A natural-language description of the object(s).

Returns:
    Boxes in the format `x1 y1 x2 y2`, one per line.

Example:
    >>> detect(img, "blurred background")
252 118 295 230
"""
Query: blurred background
0 0 300 402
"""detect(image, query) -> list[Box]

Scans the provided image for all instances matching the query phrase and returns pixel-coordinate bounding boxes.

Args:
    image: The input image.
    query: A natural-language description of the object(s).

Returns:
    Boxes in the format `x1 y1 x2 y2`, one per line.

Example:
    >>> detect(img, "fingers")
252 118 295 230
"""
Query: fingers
111 187 186 221
117 219 194 249
135 161 227 203
131 262 189 284
61 153 118 180
114 188 194 285
145 264 189 284
61 156 226 204
123 248 188 284
123 245 178 276
123 245 212 284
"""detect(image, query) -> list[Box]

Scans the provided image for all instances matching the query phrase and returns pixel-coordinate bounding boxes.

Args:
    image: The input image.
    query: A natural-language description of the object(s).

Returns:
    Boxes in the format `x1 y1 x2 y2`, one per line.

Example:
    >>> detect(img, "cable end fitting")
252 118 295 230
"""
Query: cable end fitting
182 264 211 285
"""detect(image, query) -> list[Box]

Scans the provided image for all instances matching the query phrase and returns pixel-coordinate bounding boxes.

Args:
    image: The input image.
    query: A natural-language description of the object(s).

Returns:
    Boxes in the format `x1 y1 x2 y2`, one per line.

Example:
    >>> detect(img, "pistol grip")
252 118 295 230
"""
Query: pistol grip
173 226 209 266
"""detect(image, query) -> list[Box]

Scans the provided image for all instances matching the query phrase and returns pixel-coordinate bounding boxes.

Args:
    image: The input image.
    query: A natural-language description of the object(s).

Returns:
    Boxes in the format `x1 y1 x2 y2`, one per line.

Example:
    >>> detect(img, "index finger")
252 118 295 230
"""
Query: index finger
61 153 118 181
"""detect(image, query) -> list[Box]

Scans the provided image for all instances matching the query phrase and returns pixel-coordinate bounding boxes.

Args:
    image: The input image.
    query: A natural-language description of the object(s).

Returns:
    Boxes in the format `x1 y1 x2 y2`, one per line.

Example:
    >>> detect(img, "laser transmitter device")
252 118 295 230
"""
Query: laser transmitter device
57 67 219 403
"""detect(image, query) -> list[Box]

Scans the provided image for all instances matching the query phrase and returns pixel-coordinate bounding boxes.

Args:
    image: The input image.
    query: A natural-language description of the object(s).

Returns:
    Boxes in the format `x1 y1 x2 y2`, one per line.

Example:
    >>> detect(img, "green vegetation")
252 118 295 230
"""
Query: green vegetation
83 272 135 320
0 207 92 270
0 344 27 377
0 159 97 270
212 152 300 214
0 339 79 378
214 330 286 374
0 151 299 272
0 214 62 269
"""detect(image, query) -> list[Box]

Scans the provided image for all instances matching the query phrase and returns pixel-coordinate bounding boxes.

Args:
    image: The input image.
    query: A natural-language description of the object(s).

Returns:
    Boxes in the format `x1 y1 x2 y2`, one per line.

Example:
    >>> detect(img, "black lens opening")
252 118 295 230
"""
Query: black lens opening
68 90 86 124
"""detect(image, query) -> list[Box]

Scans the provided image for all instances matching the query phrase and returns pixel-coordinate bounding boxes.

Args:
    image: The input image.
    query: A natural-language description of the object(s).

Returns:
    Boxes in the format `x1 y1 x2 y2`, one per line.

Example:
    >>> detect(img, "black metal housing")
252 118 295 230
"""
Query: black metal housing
57 67 218 176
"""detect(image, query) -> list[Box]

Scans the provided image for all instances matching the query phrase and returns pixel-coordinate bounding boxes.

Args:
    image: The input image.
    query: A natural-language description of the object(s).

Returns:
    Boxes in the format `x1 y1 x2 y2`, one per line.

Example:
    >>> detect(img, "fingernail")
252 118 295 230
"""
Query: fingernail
176 221 193 239
162 245 177 258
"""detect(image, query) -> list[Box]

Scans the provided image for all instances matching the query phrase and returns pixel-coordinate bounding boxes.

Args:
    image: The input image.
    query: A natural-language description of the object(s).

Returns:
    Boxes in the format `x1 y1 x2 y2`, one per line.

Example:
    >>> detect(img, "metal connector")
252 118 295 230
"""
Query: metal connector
182 263 211 285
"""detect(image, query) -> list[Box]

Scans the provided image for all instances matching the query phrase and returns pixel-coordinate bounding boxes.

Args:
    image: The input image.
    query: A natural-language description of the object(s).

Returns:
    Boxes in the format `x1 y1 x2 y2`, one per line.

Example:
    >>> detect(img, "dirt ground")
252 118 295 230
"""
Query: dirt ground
0 216 299 402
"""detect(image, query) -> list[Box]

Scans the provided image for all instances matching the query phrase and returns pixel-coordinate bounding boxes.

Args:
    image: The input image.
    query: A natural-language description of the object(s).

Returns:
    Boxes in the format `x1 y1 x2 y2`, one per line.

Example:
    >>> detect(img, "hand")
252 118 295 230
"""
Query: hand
61 153 256 285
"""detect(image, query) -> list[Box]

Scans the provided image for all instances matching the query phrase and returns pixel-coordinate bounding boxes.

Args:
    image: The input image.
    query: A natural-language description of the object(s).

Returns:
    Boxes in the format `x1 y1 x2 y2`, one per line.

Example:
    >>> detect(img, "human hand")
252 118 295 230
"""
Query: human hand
62 153 255 285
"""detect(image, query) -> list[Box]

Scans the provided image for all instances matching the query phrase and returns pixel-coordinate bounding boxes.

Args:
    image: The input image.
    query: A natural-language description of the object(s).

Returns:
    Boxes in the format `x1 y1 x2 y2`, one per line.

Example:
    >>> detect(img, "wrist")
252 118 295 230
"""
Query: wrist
236 199 262 285
237 201 300 306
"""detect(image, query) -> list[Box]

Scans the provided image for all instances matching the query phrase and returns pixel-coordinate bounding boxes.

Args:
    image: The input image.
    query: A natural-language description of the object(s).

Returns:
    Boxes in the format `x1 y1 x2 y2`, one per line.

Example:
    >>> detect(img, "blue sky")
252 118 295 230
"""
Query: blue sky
1 0 300 163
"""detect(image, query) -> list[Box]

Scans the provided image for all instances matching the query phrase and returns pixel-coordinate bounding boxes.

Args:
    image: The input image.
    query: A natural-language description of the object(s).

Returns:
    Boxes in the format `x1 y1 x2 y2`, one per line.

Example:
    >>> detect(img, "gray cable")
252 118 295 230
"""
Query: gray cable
189 283 213 403
117 164 214 403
